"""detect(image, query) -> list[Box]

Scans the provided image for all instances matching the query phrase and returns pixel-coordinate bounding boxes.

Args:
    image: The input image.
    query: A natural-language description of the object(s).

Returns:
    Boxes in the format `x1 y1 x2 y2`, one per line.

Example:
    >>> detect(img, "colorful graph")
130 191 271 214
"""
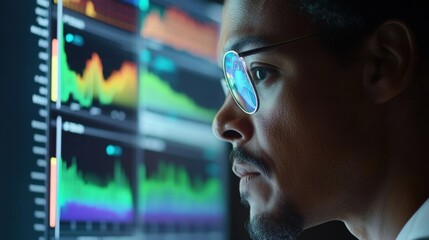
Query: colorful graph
58 157 133 222
55 0 138 32
140 5 218 59
140 70 218 122
51 38 137 108
139 160 224 224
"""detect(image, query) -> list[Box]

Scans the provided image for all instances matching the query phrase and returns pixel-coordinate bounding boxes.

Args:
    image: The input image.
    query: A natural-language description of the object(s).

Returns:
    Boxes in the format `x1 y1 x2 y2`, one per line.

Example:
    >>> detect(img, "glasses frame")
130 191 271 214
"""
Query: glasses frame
222 32 323 114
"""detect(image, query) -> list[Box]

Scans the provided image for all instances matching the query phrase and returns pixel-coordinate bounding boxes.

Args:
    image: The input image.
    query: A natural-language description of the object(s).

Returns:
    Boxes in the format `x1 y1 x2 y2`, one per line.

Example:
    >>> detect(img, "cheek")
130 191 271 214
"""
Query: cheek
255 101 328 221
256 78 319 174
254 75 357 215
256 88 311 191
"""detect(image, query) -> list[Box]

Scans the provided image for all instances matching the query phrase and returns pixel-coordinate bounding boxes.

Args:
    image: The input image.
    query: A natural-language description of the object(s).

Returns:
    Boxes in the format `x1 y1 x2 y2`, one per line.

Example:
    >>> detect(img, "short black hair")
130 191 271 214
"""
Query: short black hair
294 0 429 59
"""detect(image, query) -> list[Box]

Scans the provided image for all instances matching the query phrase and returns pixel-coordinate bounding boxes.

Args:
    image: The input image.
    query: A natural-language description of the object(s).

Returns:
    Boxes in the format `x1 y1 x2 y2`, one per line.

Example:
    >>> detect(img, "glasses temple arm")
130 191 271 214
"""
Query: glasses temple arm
239 32 325 57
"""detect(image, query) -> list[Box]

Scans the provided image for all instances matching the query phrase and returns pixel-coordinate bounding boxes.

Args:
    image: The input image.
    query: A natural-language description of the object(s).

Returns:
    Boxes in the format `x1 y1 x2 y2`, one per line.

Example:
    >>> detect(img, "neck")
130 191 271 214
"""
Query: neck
345 167 428 240
344 94 429 240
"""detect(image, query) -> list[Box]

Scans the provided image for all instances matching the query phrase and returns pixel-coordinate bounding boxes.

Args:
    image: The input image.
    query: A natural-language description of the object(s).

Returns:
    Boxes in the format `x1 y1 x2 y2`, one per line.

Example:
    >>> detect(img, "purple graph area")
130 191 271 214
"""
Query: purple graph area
61 202 134 222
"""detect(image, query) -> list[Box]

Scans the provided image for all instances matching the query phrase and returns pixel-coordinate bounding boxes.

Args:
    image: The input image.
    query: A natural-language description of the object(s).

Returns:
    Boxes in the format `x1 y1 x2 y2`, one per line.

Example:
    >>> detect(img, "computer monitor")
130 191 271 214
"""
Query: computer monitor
1 0 228 239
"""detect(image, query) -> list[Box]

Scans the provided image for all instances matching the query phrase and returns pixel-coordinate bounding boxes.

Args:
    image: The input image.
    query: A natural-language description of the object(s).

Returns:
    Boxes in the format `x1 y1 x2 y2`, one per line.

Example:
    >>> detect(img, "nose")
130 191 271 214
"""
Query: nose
212 95 253 147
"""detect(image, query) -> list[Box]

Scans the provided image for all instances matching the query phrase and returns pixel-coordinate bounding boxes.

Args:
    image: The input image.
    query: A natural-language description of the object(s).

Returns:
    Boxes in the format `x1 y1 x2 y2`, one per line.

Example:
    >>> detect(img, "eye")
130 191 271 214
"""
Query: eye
250 66 277 84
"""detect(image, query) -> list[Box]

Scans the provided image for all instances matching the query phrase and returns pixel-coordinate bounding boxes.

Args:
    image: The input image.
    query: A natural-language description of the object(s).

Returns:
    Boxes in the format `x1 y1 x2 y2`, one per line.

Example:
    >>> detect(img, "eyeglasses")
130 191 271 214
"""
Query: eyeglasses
222 32 323 114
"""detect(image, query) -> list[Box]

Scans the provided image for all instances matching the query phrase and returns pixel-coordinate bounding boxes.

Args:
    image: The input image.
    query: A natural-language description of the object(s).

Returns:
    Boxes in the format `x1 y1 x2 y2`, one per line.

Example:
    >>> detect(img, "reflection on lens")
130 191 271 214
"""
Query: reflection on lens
223 51 258 114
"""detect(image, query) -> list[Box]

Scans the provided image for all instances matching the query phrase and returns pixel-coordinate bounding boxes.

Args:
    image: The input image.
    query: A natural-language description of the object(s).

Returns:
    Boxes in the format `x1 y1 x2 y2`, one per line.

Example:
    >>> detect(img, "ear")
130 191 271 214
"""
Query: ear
363 21 417 103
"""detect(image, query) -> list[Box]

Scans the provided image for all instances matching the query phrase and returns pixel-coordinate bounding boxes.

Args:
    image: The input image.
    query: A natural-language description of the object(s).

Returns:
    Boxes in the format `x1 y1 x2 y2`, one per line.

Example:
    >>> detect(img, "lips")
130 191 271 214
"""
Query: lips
232 161 262 182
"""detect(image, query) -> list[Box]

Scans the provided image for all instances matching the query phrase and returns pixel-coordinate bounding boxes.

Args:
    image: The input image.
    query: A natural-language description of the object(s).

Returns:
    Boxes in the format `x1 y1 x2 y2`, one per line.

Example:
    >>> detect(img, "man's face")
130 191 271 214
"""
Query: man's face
213 0 386 239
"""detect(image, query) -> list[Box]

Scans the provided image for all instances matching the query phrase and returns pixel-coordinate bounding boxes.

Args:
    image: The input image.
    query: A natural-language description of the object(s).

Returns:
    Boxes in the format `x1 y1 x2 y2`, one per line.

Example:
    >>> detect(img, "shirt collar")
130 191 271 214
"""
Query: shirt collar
396 198 429 240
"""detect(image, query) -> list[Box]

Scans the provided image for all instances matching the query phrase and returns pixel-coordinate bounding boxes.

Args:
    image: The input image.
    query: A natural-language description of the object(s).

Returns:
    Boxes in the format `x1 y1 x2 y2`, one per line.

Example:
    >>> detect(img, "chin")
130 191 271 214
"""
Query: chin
246 211 304 240
245 198 305 240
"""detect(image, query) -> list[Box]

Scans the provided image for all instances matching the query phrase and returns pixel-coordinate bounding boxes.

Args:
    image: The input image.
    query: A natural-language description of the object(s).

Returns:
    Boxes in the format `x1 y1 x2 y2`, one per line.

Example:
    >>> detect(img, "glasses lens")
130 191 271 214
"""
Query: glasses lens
223 51 258 114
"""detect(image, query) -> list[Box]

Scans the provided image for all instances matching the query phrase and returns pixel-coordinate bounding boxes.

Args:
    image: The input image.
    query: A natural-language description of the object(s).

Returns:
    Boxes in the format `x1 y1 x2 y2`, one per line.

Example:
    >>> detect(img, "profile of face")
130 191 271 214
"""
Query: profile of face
213 0 387 239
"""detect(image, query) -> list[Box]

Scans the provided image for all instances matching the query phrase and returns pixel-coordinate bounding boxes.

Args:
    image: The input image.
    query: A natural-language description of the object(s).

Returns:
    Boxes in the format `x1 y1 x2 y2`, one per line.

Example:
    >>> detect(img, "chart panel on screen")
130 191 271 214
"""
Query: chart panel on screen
139 49 223 123
50 23 138 124
140 2 218 60
48 115 137 235
138 138 228 239
140 149 223 222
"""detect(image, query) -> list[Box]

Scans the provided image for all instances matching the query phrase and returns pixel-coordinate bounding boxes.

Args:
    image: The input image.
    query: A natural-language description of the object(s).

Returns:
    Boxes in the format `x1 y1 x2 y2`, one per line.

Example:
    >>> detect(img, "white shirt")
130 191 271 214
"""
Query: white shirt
396 198 429 240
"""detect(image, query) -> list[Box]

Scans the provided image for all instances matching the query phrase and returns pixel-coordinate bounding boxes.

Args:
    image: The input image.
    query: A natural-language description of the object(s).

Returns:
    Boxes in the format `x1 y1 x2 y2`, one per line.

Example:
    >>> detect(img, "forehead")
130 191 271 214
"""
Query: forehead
218 0 318 60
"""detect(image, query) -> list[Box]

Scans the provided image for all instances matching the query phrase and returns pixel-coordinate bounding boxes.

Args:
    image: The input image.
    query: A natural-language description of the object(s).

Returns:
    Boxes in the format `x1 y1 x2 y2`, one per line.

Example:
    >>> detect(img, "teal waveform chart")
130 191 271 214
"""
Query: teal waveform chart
50 128 136 223
138 149 225 225
59 158 133 222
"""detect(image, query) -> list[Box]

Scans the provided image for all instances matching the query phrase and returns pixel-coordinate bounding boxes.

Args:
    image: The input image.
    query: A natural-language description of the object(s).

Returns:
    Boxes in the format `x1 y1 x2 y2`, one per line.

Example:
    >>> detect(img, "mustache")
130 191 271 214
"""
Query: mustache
230 149 271 177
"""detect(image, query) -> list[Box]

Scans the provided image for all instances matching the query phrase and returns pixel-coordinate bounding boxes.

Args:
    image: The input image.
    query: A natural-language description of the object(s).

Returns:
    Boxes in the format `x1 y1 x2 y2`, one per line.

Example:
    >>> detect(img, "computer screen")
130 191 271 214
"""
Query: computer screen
0 0 228 239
